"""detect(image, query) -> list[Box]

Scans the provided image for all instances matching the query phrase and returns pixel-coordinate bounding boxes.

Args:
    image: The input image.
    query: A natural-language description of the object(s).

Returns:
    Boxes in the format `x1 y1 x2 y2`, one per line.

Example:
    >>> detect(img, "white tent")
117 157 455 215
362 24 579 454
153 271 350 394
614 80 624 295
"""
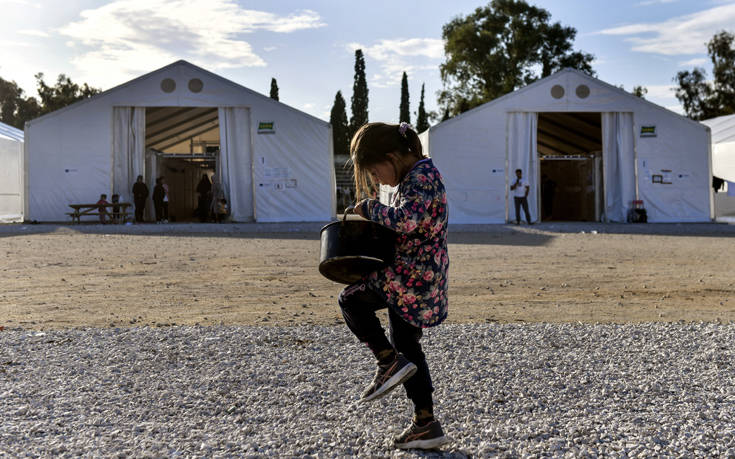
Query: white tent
25 60 336 222
419 69 712 224
0 121 24 223
702 113 735 217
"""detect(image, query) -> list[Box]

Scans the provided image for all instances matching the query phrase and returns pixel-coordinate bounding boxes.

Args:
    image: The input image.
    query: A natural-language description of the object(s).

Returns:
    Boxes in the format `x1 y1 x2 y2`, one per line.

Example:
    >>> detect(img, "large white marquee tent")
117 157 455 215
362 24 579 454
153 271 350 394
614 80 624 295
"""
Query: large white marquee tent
25 60 336 223
419 69 712 224
701 113 735 217
0 121 24 223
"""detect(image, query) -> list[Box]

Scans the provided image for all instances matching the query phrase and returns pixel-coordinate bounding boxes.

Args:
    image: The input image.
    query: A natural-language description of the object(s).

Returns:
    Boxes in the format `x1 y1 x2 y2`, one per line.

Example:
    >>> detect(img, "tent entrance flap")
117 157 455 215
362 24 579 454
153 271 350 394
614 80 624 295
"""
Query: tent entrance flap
507 112 539 223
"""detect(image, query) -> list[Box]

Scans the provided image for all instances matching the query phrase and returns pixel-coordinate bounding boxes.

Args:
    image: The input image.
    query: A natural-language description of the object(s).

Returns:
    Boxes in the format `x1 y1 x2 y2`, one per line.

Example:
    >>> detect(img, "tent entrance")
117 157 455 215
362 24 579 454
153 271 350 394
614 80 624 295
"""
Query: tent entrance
152 153 216 222
145 107 220 222
537 112 603 221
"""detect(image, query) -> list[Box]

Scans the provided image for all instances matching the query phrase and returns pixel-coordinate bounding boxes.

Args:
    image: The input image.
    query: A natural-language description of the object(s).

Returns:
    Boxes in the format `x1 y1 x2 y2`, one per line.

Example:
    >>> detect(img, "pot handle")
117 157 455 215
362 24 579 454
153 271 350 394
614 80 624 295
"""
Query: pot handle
343 205 355 222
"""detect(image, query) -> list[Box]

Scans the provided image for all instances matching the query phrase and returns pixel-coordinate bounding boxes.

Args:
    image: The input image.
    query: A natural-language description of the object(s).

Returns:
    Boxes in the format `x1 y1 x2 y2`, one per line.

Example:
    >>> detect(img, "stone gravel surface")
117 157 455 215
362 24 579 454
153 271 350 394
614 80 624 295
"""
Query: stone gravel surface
2 323 734 457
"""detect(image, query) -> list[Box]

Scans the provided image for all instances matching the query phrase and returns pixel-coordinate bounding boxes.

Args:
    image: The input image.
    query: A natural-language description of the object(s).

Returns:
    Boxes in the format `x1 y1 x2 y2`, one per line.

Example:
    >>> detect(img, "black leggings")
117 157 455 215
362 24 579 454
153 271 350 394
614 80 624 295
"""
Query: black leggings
338 283 434 410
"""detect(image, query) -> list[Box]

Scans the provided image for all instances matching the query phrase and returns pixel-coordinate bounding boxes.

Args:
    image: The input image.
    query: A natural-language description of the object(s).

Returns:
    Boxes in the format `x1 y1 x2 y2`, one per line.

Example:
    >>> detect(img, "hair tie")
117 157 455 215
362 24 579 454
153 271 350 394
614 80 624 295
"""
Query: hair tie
398 122 411 138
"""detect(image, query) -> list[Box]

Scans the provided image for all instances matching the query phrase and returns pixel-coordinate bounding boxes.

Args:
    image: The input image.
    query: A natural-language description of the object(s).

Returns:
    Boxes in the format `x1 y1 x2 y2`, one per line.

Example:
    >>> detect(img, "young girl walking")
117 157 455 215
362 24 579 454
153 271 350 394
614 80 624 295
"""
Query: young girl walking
338 122 450 450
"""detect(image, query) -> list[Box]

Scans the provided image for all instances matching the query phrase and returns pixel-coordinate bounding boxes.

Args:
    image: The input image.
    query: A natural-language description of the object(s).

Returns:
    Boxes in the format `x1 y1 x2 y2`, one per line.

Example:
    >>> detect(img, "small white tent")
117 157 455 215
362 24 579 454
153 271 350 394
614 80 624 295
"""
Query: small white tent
25 60 336 222
0 121 24 223
420 69 712 224
701 114 735 217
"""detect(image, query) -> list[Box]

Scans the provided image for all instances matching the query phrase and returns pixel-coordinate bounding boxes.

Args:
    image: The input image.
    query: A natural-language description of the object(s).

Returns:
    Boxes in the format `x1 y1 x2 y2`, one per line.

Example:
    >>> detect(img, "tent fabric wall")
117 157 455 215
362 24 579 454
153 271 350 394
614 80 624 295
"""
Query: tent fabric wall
0 135 24 223
601 112 636 222
218 107 254 221
423 68 711 223
25 60 335 222
507 112 538 222
702 115 735 217
112 107 146 204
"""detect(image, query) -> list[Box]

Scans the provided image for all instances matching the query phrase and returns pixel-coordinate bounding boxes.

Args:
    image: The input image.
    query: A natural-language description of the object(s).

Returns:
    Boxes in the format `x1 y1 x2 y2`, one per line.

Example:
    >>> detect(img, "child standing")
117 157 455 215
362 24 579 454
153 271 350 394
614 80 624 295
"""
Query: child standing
96 194 110 224
339 122 450 450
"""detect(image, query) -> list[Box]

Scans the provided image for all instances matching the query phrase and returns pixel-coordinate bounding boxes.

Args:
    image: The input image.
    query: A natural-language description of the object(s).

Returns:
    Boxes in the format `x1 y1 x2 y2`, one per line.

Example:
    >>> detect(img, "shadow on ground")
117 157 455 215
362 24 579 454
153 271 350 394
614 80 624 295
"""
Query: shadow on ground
1 221 733 245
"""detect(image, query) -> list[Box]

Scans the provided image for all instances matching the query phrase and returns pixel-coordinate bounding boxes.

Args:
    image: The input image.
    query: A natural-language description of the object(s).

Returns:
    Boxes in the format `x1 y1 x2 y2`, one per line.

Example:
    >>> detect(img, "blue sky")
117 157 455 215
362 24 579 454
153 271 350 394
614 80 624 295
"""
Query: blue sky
1 0 734 124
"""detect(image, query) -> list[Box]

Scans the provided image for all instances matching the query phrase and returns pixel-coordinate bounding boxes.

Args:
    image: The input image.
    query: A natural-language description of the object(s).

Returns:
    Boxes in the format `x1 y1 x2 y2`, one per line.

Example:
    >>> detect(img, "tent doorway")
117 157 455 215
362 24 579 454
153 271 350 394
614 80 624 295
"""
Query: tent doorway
537 112 603 221
145 107 219 222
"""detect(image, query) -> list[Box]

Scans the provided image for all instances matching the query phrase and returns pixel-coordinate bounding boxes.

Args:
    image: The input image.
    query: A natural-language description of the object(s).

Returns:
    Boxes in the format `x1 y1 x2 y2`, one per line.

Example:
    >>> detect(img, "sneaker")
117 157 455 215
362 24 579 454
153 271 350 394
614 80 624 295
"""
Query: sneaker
394 420 450 450
360 353 417 403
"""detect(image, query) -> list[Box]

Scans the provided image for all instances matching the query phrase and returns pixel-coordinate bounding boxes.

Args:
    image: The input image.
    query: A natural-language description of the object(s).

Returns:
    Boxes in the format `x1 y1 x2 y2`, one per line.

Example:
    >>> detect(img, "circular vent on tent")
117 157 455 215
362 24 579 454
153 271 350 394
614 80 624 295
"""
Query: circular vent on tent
550 85 565 99
188 78 204 93
160 78 176 93
576 84 590 99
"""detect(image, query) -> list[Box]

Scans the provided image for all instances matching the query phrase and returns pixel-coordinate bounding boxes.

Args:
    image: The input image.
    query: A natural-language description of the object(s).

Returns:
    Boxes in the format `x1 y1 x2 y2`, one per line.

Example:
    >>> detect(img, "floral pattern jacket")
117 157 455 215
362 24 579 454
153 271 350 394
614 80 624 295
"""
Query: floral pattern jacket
359 158 449 328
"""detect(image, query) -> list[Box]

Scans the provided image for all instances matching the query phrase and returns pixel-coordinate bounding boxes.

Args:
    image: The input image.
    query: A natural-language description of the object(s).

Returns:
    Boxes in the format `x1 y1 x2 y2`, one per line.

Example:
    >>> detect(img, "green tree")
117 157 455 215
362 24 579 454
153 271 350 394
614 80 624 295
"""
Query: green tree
270 77 279 101
674 31 735 120
0 77 41 129
632 86 647 99
416 83 430 132
439 0 594 116
35 73 101 116
399 71 410 124
349 49 369 140
330 90 350 157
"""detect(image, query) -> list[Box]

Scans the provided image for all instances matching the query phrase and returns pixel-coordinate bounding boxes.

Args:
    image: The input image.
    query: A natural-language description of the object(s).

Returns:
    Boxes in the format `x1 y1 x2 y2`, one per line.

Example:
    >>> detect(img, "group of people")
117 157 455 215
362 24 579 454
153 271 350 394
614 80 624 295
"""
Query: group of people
195 173 228 223
94 193 121 224
132 175 169 223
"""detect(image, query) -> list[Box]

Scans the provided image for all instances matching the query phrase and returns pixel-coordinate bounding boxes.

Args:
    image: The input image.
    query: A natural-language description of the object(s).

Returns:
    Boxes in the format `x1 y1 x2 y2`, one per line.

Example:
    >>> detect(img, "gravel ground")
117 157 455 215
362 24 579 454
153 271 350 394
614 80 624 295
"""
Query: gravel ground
2 323 734 457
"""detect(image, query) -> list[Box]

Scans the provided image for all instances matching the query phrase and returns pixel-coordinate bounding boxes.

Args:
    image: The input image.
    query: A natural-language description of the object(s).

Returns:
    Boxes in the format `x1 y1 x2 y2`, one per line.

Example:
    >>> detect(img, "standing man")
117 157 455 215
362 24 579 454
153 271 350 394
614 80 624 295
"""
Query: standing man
132 175 149 223
510 168 532 225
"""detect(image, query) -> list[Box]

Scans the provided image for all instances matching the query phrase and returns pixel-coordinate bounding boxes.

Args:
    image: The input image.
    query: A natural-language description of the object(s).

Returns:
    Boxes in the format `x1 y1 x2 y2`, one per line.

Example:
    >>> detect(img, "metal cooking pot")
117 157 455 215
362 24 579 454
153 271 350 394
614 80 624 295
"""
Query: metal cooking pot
318 207 396 284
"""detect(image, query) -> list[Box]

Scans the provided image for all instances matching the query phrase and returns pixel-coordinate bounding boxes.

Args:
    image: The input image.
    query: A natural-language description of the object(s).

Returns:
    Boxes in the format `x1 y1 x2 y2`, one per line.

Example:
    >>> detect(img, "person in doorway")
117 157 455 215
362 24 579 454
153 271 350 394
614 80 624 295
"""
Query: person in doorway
510 168 532 224
541 174 557 221
152 177 165 223
96 194 110 224
339 122 450 450
210 175 225 221
196 174 211 222
132 175 149 223
161 177 169 223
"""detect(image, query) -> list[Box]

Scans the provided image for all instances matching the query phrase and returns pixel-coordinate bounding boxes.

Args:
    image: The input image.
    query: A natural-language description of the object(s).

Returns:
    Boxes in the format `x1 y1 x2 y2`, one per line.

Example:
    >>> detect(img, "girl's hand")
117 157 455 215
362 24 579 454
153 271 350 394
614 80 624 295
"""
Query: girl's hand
354 199 368 218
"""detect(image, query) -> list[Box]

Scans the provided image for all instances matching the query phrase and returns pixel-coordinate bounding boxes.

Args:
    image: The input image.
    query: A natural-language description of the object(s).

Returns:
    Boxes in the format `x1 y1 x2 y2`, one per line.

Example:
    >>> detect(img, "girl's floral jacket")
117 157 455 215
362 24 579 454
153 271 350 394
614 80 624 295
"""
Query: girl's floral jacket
359 158 449 328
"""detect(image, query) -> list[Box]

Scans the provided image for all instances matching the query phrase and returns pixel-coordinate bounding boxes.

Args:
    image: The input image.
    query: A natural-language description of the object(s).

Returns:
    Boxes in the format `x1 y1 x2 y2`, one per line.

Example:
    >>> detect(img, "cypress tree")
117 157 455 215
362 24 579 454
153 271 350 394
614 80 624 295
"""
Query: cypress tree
330 91 350 157
349 49 369 140
416 83 429 132
399 71 410 124
269 78 279 101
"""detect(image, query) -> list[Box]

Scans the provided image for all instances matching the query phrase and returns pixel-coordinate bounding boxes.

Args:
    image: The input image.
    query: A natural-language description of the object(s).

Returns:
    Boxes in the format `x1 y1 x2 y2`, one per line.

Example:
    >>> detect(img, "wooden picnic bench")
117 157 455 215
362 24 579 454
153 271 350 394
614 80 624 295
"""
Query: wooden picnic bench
67 202 132 224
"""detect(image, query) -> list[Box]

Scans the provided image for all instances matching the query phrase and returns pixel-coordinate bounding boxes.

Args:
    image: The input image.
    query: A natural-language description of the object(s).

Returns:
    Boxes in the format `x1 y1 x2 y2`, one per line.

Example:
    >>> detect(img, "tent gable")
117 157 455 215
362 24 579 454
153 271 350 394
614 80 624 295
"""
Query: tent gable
428 68 705 135
26 60 327 127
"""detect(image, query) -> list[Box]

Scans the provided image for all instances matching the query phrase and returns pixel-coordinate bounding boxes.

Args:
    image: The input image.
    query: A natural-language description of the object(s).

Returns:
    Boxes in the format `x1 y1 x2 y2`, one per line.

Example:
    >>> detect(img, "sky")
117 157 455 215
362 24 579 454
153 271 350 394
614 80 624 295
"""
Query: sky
1 0 735 124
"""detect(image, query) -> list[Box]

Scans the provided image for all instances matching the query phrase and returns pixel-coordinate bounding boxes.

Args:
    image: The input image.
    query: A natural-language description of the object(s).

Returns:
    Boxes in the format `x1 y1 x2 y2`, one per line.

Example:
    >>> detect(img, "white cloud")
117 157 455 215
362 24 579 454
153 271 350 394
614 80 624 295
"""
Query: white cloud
642 84 677 99
18 29 49 37
57 0 325 88
679 57 708 66
598 3 735 55
347 38 444 88
636 0 677 6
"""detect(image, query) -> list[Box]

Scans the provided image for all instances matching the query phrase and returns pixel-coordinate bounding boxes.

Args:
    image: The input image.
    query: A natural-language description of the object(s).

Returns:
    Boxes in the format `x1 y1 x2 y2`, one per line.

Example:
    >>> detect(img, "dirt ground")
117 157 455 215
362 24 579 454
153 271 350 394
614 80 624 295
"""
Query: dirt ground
1 222 734 330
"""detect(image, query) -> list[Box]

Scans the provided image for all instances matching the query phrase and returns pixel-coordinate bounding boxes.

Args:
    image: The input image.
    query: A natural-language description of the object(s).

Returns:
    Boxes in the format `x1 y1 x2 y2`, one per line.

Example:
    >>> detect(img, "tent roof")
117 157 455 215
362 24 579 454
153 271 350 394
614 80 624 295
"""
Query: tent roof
425 68 704 135
0 121 23 142
26 60 328 127
701 114 735 144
